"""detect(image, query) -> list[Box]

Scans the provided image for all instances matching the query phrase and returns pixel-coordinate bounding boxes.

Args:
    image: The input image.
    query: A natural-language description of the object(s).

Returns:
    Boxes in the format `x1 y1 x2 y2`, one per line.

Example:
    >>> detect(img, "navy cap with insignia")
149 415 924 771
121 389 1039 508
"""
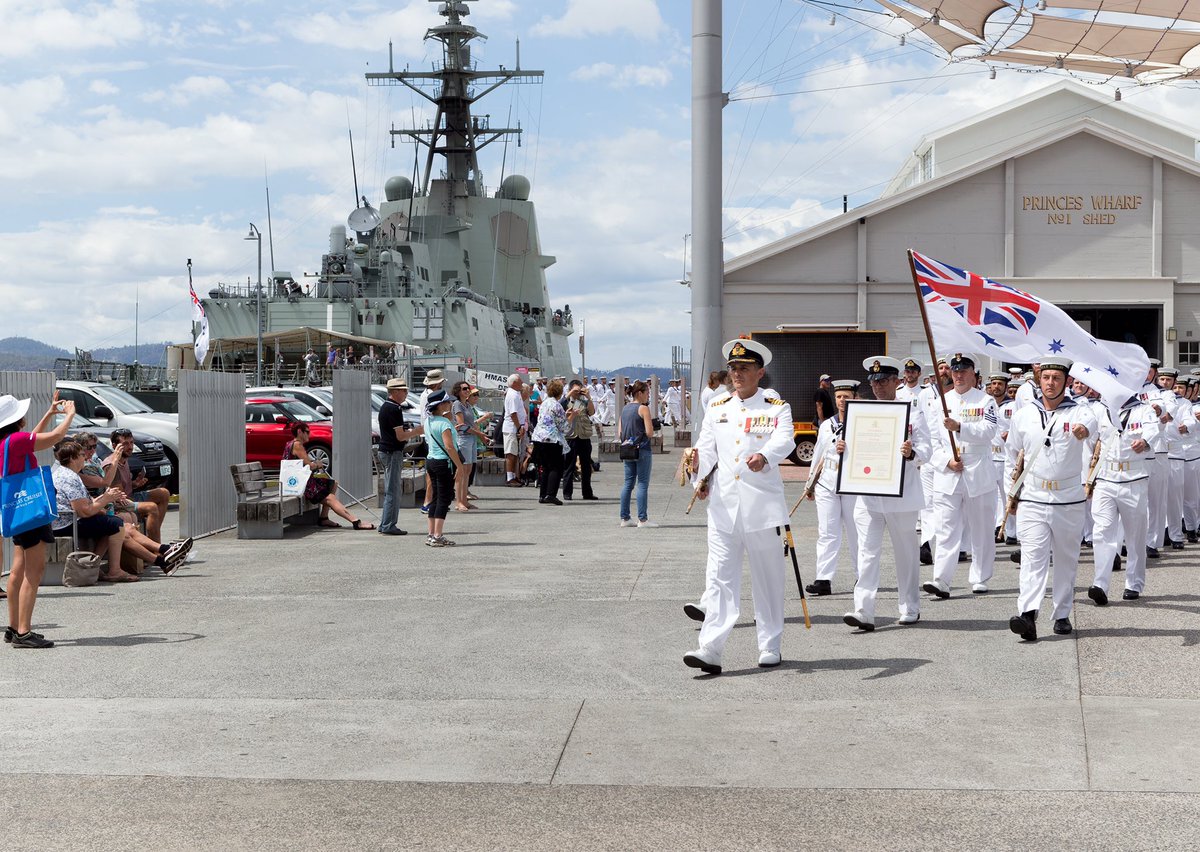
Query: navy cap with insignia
948 353 976 371
902 358 923 372
862 356 903 382
722 337 772 367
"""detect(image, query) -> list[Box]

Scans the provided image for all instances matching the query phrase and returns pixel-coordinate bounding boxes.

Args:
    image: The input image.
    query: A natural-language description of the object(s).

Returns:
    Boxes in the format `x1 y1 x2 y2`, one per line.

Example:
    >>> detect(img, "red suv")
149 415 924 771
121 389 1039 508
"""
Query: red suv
245 397 334 471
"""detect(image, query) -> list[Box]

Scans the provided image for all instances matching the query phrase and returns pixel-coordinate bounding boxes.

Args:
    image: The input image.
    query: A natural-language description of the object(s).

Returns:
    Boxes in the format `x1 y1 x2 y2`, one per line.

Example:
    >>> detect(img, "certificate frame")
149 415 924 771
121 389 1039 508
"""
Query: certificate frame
836 399 910 498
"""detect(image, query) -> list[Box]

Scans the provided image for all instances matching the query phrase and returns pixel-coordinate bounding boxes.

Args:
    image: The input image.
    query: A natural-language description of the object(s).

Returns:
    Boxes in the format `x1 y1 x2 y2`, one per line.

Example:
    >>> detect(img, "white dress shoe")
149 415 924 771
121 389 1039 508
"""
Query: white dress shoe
757 650 781 668
683 648 722 675
897 612 921 625
972 583 989 594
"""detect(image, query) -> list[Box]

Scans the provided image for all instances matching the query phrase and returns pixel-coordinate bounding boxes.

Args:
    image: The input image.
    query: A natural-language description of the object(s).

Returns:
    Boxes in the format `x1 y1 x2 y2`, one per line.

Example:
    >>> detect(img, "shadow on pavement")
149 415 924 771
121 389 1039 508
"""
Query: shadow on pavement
54 632 206 648
718 656 933 680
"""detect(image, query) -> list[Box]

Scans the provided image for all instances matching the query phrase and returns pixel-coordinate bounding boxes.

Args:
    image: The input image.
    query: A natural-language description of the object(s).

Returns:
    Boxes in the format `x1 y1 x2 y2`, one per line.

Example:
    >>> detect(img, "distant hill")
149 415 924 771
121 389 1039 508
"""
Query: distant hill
0 337 173 372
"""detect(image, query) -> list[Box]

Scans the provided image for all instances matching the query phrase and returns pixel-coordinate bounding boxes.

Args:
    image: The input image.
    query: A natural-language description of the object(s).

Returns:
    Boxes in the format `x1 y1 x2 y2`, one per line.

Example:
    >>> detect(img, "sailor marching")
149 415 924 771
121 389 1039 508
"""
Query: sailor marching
803 379 862 596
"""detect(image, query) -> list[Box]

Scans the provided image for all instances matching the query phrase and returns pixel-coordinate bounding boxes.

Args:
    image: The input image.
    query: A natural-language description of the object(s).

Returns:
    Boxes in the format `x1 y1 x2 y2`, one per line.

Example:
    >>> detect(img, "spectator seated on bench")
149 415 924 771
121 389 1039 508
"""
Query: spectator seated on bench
52 440 187 581
284 423 375 530
102 428 170 543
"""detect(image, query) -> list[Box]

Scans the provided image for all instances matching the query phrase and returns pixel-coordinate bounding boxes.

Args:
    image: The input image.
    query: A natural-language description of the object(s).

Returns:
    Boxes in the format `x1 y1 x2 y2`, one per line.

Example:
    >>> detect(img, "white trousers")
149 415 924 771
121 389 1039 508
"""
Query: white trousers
853 502 921 623
1016 501 1085 619
1147 457 1166 548
993 461 1006 530
813 486 859 582
1185 459 1200 533
1167 458 1184 543
919 465 935 544
697 523 787 658
931 488 996 590
1091 479 1148 595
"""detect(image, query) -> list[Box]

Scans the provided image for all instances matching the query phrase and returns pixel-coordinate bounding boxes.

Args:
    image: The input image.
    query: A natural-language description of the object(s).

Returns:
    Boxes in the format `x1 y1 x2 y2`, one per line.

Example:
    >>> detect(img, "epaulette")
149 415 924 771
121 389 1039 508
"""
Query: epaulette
764 395 783 405
710 392 733 407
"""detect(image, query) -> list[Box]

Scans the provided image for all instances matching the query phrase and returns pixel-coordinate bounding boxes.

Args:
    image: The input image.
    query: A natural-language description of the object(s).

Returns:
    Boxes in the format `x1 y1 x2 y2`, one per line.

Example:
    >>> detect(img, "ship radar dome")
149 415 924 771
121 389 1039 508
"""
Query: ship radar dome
385 176 414 201
498 174 531 201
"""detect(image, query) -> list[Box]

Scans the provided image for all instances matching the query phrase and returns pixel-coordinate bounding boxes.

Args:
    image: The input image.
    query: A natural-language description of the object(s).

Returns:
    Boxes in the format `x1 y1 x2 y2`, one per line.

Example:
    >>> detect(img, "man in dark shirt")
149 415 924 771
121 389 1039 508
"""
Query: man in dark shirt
378 377 423 536
813 374 835 424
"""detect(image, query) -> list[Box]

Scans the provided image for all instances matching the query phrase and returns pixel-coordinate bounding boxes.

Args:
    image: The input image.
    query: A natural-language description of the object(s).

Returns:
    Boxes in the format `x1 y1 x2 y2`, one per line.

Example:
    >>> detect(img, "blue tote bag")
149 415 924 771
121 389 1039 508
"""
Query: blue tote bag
0 436 58 537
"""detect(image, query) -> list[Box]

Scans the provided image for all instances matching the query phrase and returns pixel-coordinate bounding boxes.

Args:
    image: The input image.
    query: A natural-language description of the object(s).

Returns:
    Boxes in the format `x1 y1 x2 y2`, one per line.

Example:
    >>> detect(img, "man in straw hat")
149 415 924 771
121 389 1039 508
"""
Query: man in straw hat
682 338 793 675
378 377 424 535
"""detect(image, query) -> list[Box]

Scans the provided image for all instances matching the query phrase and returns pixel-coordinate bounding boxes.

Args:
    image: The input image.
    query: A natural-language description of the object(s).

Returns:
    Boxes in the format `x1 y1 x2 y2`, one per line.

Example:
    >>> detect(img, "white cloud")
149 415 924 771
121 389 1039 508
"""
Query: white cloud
0 76 67 138
142 75 234 106
533 0 666 40
571 62 671 87
0 0 149 59
284 3 438 53
89 79 120 96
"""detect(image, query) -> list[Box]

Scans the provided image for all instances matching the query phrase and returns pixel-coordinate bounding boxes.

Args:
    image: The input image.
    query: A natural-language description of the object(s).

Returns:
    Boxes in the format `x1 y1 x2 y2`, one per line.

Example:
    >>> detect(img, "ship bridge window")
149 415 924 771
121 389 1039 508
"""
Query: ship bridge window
472 317 479 331
413 304 444 341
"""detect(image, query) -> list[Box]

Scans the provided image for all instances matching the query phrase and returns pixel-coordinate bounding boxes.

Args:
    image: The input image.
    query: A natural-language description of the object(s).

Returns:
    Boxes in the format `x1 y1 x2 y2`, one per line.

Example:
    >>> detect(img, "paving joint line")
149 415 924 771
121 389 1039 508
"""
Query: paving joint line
548 699 585 785
1074 623 1094 791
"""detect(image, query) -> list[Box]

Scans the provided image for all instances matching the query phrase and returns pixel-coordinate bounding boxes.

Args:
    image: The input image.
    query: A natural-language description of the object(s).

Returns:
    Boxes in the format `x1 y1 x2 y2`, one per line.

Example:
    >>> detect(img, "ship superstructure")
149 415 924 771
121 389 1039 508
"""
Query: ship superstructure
200 0 574 380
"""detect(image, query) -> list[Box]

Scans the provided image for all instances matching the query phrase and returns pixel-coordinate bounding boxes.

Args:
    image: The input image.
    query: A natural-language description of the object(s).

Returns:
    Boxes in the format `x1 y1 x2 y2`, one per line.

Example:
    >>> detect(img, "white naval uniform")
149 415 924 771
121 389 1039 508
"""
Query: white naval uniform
1139 381 1171 550
1091 398 1159 597
895 382 921 403
1185 399 1200 535
663 386 683 425
927 387 1001 593
1007 395 1098 619
997 397 1020 538
805 415 860 585
850 398 931 624
1165 392 1196 545
1015 380 1036 410
691 389 794 660
915 384 945 546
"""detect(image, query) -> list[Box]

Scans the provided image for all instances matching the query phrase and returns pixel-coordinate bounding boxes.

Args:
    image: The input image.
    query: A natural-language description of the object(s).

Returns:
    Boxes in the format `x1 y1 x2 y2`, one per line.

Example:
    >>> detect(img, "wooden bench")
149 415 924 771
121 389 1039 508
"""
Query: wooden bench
231 462 320 540
473 455 507 486
597 436 667 461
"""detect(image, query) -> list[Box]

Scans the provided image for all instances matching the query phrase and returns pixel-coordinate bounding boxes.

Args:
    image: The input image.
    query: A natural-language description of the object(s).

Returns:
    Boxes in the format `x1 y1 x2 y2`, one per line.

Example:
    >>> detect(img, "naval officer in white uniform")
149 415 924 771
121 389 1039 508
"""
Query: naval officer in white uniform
683 338 795 675
1006 358 1097 641
803 379 861 596
843 356 930 631
922 353 1001 599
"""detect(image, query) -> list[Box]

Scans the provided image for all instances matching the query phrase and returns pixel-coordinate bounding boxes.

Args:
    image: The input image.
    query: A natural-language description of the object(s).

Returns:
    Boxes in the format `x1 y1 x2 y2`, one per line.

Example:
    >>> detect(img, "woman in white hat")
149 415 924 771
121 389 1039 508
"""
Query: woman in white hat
0 392 77 649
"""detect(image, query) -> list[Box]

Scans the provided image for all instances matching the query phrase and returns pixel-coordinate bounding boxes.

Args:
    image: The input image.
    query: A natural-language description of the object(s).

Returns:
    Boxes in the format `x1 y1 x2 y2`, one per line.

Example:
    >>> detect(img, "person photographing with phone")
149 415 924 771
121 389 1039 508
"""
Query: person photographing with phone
101 428 170 543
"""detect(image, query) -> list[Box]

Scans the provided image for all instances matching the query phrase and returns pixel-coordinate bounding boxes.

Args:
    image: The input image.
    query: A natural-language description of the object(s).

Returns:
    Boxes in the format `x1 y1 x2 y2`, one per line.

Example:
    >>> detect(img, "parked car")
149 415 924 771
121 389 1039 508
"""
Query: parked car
245 397 334 471
55 413 173 491
245 386 333 417
57 380 180 491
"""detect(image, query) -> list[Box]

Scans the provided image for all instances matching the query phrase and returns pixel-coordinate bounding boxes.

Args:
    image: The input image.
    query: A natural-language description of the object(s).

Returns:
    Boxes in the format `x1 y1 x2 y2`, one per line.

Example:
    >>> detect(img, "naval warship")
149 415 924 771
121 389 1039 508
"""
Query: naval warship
200 0 575 381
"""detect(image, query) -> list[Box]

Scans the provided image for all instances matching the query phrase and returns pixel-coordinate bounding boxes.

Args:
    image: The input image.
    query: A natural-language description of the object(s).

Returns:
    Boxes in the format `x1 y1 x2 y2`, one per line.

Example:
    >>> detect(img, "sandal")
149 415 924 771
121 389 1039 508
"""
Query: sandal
101 572 139 583
351 519 376 530
319 519 342 528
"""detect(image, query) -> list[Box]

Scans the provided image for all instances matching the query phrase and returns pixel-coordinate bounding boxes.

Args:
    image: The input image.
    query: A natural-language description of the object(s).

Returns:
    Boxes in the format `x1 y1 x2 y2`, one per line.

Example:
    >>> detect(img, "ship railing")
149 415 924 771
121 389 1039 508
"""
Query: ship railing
53 359 170 391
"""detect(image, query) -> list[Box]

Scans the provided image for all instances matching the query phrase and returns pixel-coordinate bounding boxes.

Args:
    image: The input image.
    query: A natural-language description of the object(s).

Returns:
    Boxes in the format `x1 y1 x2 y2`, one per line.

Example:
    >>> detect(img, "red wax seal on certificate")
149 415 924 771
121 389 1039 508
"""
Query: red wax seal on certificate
863 466 871 474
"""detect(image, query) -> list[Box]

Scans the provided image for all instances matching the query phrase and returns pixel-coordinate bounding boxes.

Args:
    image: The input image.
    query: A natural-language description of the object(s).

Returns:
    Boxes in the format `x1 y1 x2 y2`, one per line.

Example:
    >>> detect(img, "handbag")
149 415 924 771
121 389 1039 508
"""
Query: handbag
618 440 640 461
63 551 102 587
0 436 57 537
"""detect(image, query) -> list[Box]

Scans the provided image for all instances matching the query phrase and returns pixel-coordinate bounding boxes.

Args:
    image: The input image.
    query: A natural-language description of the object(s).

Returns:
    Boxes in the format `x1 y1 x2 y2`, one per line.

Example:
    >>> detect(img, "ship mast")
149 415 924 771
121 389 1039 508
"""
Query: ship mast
366 0 542 204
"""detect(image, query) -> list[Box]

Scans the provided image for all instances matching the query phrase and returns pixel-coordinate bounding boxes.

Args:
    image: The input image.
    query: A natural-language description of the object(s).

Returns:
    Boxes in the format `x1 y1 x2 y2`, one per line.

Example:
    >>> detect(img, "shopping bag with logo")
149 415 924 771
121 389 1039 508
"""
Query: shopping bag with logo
279 459 311 497
0 436 58 537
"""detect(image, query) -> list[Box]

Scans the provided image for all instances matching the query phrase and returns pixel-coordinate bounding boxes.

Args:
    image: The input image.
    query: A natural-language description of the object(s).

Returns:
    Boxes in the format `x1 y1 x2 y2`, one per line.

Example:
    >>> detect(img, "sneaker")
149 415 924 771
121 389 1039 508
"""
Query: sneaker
425 535 442 547
11 631 54 649
637 520 659 528
420 504 431 514
619 519 634 527
4 626 44 644
435 536 457 547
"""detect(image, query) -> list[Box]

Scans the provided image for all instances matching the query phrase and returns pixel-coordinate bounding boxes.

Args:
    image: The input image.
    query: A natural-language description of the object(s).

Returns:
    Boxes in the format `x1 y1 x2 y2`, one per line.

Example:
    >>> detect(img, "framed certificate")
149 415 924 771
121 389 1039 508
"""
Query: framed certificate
836 400 910 498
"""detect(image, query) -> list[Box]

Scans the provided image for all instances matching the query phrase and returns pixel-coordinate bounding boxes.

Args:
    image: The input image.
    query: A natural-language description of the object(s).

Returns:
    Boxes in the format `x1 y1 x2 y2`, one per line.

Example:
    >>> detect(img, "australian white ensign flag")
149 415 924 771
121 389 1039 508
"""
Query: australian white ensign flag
910 250 1149 407
188 278 210 365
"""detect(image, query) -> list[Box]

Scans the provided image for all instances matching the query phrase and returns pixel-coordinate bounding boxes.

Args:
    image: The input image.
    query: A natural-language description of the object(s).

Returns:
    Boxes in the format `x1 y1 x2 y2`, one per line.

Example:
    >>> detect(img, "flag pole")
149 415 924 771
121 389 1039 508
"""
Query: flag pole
907 249 960 462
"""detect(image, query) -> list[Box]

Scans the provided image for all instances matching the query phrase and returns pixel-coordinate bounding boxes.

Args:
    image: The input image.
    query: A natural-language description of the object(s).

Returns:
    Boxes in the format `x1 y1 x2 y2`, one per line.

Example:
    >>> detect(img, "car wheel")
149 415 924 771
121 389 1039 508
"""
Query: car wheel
307 443 332 473
788 439 816 466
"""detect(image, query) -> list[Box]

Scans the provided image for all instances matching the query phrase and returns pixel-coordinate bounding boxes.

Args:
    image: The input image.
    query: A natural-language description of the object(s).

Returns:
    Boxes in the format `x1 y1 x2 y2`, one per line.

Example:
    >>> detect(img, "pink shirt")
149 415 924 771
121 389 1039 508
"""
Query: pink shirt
1 432 36 475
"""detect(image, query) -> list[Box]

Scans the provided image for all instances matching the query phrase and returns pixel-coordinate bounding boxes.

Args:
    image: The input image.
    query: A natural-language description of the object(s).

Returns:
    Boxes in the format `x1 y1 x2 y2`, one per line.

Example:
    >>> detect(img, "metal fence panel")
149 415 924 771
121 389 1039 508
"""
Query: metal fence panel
0 371 57 575
178 371 245 538
332 369 372 506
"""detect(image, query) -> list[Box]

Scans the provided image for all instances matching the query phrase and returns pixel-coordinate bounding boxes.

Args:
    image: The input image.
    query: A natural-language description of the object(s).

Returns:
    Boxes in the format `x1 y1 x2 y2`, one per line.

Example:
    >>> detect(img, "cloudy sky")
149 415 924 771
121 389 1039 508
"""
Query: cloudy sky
2 0 1199 369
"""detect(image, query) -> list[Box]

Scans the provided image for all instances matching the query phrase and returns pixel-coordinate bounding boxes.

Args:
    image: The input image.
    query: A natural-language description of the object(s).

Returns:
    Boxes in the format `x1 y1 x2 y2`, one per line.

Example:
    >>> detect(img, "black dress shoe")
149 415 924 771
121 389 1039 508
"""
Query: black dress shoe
545 497 563 506
1081 540 1093 549
582 495 599 501
1147 547 1160 559
562 494 573 501
1010 550 1022 564
1009 611 1037 641
378 528 408 536
1112 554 1123 572
842 613 875 632
1005 536 1019 546
1172 541 1185 551
1053 618 1073 635
1121 545 1127 556
805 579 832 596
919 542 933 565
1123 589 1140 600
1087 586 1108 607
922 582 950 600
683 603 705 622
958 551 969 563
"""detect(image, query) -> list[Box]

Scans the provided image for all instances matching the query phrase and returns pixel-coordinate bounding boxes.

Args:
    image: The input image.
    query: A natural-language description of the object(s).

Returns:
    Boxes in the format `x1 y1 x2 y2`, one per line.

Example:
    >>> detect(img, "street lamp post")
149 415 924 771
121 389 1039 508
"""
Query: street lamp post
245 223 263 385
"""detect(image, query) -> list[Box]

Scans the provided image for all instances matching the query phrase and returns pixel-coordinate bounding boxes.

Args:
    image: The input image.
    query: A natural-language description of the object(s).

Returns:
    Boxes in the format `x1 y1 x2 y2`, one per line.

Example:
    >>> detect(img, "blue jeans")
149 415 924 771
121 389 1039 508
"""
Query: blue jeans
378 450 405 532
620 447 652 522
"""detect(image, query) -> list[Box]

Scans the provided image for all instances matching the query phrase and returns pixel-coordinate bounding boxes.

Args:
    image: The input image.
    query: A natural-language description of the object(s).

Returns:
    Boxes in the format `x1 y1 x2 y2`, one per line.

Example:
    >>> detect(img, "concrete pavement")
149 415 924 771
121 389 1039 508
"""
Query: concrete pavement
2 448 1198 849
